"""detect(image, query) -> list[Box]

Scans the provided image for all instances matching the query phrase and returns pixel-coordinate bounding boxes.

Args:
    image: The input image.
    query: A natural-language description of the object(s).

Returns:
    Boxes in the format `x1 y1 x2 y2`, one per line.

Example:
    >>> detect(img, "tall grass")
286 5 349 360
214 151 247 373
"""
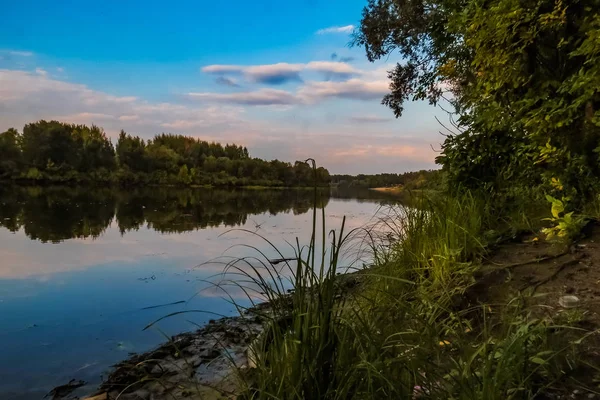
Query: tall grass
218 189 590 399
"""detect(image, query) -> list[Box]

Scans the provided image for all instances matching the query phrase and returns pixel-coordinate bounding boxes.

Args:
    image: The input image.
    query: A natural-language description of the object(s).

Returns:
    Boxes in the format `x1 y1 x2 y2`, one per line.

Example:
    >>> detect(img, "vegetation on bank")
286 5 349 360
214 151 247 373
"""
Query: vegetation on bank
223 0 600 398
0 121 331 187
232 191 600 400
331 169 443 191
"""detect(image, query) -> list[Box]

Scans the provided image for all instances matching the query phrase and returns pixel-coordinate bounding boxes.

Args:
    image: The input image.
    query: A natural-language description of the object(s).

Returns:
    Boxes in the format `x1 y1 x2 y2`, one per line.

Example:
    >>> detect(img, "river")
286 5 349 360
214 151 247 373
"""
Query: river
0 185 395 399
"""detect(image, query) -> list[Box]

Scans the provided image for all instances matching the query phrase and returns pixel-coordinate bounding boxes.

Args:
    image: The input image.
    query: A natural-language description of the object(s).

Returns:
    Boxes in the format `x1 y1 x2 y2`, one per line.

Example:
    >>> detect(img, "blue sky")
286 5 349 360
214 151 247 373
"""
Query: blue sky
0 0 443 174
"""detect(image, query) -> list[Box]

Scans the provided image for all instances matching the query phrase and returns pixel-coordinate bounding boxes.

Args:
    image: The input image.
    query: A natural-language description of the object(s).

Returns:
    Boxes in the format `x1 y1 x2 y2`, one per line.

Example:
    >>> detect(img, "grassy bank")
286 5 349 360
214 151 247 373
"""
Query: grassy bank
94 188 600 400
232 190 599 399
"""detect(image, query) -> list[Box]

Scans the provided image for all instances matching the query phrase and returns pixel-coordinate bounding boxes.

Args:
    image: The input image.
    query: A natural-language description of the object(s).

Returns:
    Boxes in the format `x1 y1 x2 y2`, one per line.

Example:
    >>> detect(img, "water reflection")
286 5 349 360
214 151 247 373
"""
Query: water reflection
0 186 384 399
0 186 330 243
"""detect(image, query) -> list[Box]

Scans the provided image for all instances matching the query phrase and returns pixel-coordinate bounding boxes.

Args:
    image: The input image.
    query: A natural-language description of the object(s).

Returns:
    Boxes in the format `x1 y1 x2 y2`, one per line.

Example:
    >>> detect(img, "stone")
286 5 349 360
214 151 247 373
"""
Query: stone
558 295 580 308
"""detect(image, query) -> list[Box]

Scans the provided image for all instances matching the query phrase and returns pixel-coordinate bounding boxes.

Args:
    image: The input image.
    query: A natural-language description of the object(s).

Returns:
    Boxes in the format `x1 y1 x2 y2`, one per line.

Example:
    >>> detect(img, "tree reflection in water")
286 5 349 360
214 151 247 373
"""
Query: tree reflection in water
0 186 331 243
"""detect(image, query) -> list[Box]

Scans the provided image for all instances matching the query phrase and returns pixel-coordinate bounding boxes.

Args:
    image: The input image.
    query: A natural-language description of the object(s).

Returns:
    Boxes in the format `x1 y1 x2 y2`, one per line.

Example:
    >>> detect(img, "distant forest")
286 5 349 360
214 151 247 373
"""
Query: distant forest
0 120 331 187
331 169 443 190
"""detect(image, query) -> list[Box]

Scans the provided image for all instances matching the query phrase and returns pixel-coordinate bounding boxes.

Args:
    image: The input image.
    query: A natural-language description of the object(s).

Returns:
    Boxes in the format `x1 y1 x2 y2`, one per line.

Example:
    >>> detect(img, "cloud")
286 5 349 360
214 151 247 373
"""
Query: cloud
305 61 360 81
202 61 361 84
0 69 251 138
215 76 240 87
35 68 48 76
52 112 115 123
187 88 300 106
316 25 355 35
7 50 34 57
306 61 359 74
118 115 140 121
250 130 439 175
298 79 389 102
245 63 303 85
349 115 392 124
194 65 389 106
203 63 303 85
56 67 65 73
189 75 389 106
202 65 245 74
332 145 421 158
0 68 442 175
339 56 355 63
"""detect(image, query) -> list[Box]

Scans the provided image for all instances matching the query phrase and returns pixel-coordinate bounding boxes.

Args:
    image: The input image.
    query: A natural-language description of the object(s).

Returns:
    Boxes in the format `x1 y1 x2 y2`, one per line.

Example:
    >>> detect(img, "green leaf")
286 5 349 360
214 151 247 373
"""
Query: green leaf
530 357 546 365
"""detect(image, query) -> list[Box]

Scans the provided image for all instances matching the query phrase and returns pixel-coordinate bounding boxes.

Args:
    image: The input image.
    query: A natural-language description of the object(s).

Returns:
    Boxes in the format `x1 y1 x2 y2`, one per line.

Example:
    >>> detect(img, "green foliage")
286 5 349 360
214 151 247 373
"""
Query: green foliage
2 120 331 188
0 128 22 178
541 195 586 242
356 0 600 205
331 169 443 190
233 192 588 399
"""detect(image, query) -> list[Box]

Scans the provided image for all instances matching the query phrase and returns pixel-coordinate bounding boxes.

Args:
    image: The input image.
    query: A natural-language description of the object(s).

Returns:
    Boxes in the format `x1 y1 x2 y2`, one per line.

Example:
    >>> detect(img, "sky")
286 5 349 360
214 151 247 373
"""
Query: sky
0 0 445 174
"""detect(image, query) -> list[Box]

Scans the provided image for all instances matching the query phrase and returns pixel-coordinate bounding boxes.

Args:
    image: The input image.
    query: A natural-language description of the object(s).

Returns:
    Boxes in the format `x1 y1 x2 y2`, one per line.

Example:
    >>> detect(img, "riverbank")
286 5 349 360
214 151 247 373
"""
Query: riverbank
80 273 364 400
369 186 403 193
0 180 329 190
77 224 600 399
62 194 600 399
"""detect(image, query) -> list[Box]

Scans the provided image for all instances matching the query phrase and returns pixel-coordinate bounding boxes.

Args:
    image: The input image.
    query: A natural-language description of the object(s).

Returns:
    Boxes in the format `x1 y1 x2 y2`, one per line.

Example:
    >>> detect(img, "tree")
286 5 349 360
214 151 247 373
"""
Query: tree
353 0 470 117
116 130 147 172
22 120 80 170
74 124 116 172
355 0 600 199
0 128 21 177
1 120 331 188
146 143 181 173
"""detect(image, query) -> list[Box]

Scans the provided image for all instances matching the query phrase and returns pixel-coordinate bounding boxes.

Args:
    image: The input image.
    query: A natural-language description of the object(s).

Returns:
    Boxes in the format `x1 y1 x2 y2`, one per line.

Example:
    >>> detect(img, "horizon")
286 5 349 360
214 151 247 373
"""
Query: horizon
0 0 444 175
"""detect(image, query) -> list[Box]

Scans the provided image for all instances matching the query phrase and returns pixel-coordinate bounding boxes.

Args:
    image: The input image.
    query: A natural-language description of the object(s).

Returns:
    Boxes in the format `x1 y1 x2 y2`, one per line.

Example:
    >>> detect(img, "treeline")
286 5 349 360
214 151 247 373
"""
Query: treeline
0 186 330 243
0 120 331 187
331 169 443 190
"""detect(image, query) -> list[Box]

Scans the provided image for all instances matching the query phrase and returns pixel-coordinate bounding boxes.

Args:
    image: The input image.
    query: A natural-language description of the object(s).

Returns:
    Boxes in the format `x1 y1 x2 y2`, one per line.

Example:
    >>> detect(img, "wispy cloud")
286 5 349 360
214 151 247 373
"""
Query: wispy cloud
298 79 389 102
188 88 300 106
35 68 48 77
215 76 240 87
52 112 115 124
0 68 440 174
7 50 34 57
202 65 245 74
316 25 354 35
203 63 303 85
192 68 389 106
202 61 360 85
245 63 303 85
0 69 250 137
331 53 355 63
350 115 392 124
118 115 139 121
305 61 360 81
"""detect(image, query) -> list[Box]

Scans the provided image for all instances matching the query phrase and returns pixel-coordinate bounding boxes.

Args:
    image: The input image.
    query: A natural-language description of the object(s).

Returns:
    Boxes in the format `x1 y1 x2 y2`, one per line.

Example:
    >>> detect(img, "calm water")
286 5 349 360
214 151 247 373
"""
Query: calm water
0 186 391 399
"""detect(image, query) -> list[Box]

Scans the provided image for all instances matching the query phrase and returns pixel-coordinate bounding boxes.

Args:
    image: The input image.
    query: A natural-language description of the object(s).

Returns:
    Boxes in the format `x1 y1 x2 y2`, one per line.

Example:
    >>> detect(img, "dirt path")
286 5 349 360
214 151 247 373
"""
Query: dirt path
471 225 600 327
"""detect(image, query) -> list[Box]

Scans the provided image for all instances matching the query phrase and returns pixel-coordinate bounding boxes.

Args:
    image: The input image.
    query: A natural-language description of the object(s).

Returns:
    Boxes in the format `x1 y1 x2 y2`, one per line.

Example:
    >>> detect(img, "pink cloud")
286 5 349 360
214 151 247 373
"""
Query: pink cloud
188 88 300 105
298 79 389 102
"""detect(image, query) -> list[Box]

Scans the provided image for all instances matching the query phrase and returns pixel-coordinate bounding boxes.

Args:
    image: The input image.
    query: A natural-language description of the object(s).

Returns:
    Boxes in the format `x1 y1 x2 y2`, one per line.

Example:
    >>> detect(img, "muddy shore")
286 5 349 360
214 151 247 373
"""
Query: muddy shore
79 305 267 400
